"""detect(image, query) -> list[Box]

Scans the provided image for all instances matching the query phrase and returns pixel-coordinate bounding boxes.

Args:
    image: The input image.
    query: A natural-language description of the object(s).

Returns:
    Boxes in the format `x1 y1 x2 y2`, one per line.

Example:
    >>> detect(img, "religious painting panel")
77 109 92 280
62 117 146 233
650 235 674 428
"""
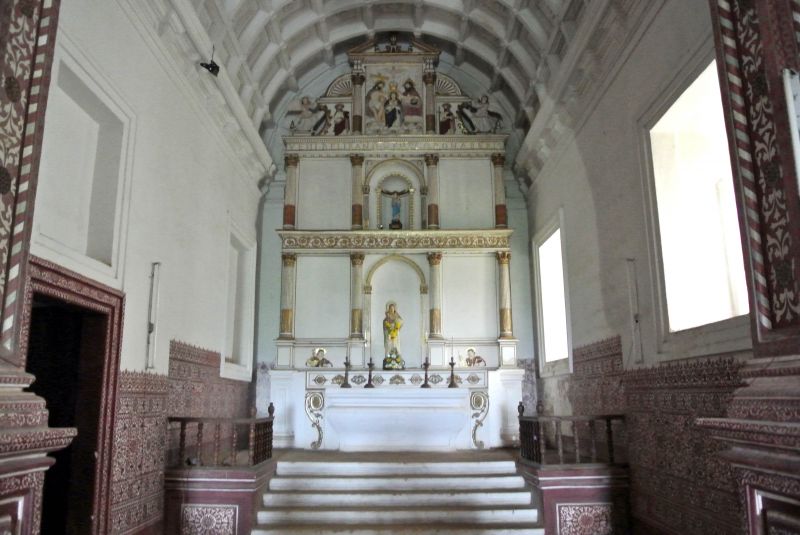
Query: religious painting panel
363 63 424 135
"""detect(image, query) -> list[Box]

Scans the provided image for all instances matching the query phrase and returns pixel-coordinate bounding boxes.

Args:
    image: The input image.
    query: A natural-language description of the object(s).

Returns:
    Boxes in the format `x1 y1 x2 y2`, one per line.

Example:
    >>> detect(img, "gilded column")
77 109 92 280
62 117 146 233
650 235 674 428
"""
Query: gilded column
491 153 508 228
424 154 440 229
497 251 513 339
423 71 437 133
350 253 365 338
350 154 365 229
279 253 297 339
351 71 365 134
283 154 300 229
427 252 443 338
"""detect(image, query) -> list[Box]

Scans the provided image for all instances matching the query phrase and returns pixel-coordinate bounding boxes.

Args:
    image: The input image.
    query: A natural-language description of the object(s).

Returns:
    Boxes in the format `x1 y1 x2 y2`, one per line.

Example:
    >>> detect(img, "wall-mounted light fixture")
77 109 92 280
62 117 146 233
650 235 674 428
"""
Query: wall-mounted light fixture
200 45 219 77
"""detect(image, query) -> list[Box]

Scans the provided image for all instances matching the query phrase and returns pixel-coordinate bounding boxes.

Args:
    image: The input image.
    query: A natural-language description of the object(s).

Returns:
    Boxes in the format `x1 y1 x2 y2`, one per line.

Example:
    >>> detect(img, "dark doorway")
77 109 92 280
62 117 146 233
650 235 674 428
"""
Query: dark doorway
26 294 107 535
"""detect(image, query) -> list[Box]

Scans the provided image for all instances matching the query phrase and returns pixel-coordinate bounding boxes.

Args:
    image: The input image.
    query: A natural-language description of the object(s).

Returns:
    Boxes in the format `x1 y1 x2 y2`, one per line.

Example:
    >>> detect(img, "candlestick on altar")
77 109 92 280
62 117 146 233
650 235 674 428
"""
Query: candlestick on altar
365 357 375 388
341 356 352 388
421 356 431 388
448 356 457 388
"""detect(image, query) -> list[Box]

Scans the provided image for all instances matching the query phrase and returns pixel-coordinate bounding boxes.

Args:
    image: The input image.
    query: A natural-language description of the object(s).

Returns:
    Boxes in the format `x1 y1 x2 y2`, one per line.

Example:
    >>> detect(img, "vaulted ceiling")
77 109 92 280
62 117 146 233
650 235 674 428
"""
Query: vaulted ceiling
183 0 590 169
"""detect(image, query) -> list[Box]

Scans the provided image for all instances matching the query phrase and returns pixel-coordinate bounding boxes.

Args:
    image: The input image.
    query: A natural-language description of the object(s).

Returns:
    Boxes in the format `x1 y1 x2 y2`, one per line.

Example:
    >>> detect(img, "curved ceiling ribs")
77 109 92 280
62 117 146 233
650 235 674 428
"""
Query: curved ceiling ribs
184 0 592 182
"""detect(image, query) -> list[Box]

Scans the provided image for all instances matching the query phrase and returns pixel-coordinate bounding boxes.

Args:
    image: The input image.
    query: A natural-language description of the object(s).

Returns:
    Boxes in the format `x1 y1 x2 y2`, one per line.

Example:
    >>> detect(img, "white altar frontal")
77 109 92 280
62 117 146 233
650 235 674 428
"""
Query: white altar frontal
266 34 524 452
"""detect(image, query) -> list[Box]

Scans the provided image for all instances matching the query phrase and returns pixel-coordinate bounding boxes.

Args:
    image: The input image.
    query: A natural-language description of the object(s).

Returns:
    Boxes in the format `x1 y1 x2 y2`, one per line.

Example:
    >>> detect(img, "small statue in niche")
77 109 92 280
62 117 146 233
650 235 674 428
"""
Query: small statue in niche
465 348 486 367
389 192 403 229
382 302 405 370
439 103 457 135
458 95 503 134
331 103 350 135
306 347 333 368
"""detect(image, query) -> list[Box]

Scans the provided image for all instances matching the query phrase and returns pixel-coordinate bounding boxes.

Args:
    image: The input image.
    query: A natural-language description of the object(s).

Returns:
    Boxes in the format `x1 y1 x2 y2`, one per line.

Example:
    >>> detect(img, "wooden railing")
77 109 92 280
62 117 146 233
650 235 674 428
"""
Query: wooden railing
518 402 625 465
168 403 274 468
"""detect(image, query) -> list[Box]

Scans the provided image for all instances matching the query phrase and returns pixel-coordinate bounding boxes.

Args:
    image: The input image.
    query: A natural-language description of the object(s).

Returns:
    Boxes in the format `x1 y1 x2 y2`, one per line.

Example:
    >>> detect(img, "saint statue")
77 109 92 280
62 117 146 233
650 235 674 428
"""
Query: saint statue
382 302 405 370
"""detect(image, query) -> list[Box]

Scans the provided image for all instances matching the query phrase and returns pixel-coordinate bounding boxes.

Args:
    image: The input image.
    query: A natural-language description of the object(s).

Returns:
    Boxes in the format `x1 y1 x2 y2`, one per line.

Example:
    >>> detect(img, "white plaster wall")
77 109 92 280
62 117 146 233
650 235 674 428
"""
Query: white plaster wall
526 0 750 368
297 158 351 230
441 254 497 338
508 193 534 361
438 159 494 229
34 1 260 376
367 256 426 367
294 255 350 339
256 195 284 364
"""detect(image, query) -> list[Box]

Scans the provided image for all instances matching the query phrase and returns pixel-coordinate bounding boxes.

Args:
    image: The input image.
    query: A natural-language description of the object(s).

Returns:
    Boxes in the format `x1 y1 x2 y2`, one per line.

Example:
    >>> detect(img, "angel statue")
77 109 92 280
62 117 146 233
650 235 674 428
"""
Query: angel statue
287 96 328 135
457 95 503 134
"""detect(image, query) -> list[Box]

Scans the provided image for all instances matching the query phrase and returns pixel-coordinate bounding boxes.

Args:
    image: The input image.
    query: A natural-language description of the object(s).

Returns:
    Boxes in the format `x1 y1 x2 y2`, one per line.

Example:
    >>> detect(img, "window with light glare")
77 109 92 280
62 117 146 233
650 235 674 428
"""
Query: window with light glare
649 61 749 332
537 228 569 362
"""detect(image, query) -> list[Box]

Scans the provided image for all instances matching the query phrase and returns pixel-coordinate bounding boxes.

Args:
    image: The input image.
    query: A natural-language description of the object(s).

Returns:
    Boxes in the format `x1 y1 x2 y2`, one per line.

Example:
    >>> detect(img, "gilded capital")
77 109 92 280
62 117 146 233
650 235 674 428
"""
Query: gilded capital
285 154 300 168
350 154 365 166
491 153 506 167
350 253 365 266
282 253 297 267
424 154 439 167
496 251 511 264
427 252 443 266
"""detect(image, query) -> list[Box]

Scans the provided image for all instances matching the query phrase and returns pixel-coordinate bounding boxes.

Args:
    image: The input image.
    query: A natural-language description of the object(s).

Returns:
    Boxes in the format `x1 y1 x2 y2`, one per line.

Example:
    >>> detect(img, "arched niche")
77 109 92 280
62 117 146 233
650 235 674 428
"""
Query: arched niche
366 159 424 230
365 255 428 368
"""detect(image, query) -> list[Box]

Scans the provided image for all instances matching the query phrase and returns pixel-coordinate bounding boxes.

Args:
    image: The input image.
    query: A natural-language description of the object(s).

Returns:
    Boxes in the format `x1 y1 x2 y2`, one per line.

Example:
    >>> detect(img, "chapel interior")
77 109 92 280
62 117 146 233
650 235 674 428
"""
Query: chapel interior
0 0 798 534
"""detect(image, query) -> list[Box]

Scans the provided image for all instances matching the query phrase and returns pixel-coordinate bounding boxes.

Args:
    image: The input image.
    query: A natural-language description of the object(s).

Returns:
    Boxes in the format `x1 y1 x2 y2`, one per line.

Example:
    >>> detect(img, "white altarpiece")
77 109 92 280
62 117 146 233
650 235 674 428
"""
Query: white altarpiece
267 35 521 452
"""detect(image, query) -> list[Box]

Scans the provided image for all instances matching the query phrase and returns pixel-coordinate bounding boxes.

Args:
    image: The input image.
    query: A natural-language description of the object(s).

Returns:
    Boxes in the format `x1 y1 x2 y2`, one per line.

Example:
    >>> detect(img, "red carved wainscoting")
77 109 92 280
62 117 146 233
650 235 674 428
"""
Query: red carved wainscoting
110 371 170 534
537 337 751 534
623 357 745 534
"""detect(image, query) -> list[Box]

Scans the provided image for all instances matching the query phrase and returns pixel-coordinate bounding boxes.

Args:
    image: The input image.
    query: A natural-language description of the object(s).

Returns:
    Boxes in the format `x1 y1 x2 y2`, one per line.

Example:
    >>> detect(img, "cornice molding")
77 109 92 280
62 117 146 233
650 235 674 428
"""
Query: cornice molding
279 229 513 253
283 134 508 158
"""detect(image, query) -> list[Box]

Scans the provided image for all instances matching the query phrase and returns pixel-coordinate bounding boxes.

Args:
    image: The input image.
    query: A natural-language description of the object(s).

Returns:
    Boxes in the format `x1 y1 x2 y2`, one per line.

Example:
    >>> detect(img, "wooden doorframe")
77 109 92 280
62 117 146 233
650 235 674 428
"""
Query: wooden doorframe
20 255 124 535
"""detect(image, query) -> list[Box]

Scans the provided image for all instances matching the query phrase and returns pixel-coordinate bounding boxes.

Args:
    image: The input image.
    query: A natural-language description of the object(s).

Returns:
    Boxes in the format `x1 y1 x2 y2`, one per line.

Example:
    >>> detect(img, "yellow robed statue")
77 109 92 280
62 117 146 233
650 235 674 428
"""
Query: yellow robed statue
382 301 405 370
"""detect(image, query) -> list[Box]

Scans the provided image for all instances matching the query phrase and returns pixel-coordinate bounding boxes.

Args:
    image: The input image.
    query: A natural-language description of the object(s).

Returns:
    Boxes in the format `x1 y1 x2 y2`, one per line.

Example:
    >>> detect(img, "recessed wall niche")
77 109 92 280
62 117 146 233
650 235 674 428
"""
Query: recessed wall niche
34 44 131 282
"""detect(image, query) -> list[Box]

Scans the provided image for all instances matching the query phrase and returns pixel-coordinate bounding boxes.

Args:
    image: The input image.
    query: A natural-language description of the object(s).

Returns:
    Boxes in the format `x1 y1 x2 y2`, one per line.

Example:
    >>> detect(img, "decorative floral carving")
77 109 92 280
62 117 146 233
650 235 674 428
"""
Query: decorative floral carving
372 375 385 385
429 374 443 385
313 375 327 385
279 229 512 251
410 374 423 385
351 374 366 385
181 504 236 535
557 503 613 535
331 374 345 385
389 374 406 385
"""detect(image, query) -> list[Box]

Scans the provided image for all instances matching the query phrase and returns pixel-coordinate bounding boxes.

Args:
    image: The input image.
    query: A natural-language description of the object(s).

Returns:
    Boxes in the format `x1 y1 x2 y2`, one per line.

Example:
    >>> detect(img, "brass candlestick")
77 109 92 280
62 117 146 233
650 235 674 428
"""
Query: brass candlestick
365 357 375 388
341 357 352 388
448 356 457 388
421 357 431 388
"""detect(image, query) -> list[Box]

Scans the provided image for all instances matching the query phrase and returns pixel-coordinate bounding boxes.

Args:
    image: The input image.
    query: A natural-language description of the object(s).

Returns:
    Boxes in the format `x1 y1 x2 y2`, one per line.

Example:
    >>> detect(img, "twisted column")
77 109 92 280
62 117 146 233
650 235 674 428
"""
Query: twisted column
427 252 443 338
497 251 513 339
279 253 297 339
424 154 440 229
283 154 300 229
423 71 437 133
350 154 365 229
351 72 365 134
350 253 365 338
492 153 507 228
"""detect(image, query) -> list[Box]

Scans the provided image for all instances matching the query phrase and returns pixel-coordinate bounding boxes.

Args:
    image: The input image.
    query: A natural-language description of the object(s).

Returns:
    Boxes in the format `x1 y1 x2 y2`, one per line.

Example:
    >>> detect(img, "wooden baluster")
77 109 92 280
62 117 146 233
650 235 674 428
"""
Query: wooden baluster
573 420 581 464
231 423 238 466
540 420 547 462
589 419 597 462
196 422 204 466
248 407 257 465
556 420 564 464
179 421 187 465
606 417 615 463
213 422 221 466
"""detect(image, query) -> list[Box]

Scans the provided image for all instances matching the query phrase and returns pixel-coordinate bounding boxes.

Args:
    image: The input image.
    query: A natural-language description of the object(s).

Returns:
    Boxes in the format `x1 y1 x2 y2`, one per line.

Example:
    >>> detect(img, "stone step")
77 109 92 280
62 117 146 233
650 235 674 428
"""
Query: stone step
252 525 545 535
263 490 533 508
269 475 527 492
275 460 518 477
256 508 539 526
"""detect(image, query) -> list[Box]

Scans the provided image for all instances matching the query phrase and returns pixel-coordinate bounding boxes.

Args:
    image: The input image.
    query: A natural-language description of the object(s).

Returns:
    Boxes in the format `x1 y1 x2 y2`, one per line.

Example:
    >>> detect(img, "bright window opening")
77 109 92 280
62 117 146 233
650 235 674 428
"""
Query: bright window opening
537 228 569 362
649 61 749 332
